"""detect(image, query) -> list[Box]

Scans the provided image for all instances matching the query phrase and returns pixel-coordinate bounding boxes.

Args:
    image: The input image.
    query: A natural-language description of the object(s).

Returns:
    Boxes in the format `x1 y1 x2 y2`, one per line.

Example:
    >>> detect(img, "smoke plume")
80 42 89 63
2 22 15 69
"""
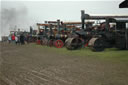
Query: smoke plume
0 6 29 37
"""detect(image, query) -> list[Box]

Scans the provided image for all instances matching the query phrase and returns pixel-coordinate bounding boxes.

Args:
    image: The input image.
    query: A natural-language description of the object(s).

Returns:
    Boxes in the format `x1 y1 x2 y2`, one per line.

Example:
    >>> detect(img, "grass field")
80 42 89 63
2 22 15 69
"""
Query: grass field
35 44 128 63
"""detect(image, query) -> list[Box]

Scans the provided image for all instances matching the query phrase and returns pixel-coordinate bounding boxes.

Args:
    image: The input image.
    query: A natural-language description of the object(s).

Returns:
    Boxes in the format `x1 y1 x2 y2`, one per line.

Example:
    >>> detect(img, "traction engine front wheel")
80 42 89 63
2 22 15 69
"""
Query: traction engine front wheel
54 40 64 48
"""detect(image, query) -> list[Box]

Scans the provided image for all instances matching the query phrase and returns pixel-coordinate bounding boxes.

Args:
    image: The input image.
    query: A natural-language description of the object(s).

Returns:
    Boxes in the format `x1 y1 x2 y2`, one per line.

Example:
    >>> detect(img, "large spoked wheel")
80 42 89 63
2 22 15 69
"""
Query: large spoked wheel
47 39 54 47
115 35 126 50
84 43 88 47
92 38 105 52
54 40 64 48
36 40 41 45
42 38 48 45
65 38 83 50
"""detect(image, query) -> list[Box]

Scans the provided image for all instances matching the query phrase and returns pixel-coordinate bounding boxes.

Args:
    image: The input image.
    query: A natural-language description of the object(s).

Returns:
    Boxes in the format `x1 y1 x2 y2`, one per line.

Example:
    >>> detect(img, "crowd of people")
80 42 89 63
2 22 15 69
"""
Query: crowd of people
8 34 29 45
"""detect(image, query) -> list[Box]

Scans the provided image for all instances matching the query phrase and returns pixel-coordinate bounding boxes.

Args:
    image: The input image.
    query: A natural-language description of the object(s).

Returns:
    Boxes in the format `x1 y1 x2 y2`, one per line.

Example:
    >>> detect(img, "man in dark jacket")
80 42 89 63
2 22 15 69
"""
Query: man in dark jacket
20 34 25 45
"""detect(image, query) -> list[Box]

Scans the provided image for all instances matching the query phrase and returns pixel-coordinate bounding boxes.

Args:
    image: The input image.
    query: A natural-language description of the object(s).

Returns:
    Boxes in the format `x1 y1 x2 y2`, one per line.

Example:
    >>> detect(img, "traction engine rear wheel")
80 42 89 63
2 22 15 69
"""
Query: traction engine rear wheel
89 38 105 52
92 38 105 52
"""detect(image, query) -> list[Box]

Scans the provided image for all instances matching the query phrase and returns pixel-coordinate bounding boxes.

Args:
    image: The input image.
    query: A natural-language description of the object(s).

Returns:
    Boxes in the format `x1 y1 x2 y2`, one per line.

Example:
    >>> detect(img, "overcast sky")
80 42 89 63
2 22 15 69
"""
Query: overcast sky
1 0 128 22
0 0 128 40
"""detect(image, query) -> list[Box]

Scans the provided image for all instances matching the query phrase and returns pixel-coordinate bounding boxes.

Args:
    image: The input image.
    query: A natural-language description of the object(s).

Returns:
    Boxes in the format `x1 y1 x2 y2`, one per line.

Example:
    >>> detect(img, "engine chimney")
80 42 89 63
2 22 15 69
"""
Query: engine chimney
81 10 85 30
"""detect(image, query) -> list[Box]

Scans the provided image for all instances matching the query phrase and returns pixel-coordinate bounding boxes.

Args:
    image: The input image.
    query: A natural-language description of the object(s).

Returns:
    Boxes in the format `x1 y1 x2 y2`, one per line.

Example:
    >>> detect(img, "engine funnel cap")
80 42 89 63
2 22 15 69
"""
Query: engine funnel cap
119 0 128 8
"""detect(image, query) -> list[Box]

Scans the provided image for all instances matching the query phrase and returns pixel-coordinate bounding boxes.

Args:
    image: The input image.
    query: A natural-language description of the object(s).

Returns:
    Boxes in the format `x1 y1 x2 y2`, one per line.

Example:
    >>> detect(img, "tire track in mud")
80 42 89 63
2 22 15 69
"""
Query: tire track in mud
0 74 16 85
22 67 73 85
0 43 73 85
0 66 73 85
40 68 74 84
0 68 50 85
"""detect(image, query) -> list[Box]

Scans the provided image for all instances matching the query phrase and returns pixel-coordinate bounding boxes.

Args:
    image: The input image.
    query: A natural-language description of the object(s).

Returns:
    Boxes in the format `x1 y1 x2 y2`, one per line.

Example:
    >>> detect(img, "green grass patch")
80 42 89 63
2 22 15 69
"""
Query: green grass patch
33 44 128 63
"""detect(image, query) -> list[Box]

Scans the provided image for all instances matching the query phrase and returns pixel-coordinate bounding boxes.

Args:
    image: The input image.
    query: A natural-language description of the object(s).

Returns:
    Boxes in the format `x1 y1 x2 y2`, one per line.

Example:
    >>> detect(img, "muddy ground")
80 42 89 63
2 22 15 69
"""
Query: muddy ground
0 42 128 85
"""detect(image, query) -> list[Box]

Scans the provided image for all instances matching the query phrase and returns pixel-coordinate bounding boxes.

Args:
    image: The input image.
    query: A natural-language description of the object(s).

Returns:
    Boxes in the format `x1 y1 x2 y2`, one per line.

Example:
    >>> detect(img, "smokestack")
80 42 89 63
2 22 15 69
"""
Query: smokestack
44 21 48 35
57 19 60 34
30 26 33 34
50 24 53 35
81 10 85 30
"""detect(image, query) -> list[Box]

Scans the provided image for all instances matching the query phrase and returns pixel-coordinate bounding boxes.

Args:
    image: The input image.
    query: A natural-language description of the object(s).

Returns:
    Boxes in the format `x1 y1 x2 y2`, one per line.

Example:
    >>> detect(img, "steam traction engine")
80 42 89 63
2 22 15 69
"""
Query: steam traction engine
81 10 128 51
65 21 94 50
37 20 69 48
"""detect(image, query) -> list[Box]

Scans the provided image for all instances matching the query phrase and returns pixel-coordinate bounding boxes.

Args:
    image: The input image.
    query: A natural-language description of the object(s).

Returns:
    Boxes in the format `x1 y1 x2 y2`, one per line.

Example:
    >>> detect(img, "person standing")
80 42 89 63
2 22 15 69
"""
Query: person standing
26 35 30 44
8 35 11 44
20 34 25 45
11 34 15 44
15 36 18 45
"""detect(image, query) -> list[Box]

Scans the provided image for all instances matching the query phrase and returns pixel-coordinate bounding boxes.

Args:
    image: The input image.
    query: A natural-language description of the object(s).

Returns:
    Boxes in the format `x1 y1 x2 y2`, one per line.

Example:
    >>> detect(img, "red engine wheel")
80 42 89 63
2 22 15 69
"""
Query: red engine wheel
84 43 88 47
48 40 53 47
54 40 64 48
36 40 41 45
